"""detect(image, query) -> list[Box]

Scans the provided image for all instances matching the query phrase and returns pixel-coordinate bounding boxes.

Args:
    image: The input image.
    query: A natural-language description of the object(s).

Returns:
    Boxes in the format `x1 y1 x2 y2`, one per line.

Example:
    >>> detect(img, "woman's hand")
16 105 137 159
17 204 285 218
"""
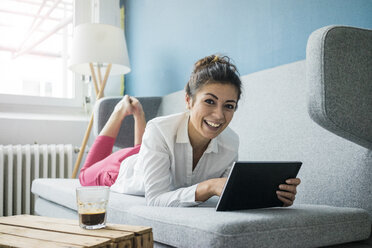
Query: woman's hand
211 178 227 196
195 178 227 202
276 178 301 207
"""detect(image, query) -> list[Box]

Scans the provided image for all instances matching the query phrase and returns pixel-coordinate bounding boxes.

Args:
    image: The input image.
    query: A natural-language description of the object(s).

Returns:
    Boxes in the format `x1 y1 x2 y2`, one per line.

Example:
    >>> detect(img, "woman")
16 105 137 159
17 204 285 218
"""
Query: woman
79 54 301 207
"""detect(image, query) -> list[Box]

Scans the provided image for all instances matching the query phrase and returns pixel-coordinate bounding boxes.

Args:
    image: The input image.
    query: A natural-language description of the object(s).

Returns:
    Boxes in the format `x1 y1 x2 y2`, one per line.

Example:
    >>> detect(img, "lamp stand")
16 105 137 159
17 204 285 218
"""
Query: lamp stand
71 63 112 178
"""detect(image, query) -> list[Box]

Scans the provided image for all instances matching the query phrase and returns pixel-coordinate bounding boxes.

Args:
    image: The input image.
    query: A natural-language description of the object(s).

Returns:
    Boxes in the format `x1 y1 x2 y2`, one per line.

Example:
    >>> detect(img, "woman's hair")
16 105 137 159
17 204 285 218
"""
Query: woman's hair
185 54 242 103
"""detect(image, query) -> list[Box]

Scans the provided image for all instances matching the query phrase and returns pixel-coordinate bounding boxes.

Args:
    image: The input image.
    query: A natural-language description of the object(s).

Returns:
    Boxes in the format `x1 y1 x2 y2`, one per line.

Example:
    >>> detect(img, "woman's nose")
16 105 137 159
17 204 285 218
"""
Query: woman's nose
213 106 225 120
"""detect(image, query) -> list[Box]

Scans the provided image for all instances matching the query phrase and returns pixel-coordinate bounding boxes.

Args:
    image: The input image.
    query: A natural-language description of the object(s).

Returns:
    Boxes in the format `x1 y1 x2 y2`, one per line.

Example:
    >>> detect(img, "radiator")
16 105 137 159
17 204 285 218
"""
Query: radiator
0 144 74 216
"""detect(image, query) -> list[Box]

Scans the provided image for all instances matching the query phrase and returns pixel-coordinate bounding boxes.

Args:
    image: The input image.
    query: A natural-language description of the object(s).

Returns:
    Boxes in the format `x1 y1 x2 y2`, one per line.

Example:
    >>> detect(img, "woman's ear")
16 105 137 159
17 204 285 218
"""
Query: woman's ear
185 93 192 110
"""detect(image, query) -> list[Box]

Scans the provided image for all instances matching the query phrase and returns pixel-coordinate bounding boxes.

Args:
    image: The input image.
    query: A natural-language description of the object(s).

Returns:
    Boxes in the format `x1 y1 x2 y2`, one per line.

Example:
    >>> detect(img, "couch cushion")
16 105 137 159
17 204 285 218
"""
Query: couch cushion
32 178 81 210
34 197 78 219
119 204 370 248
31 178 147 211
32 178 371 248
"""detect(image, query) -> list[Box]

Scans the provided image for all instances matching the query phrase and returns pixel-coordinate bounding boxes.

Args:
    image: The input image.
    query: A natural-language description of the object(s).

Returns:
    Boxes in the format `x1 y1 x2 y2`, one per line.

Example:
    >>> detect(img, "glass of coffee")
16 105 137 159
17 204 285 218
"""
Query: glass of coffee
76 186 110 229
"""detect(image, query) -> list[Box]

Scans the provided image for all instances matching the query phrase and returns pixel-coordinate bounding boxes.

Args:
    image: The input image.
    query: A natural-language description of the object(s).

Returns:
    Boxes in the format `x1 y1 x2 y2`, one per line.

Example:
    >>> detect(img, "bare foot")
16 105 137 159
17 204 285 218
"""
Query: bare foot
113 95 134 120
128 96 145 120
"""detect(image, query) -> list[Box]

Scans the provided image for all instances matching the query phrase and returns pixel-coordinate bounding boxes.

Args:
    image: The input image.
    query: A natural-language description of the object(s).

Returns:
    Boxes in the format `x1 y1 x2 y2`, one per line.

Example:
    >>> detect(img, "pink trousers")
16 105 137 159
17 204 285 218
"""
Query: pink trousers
79 135 141 186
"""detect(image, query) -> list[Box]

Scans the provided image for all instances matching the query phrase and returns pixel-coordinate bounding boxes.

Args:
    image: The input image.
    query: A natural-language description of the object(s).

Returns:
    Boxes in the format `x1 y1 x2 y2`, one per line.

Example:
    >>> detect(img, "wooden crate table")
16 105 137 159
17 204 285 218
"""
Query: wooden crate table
0 214 153 248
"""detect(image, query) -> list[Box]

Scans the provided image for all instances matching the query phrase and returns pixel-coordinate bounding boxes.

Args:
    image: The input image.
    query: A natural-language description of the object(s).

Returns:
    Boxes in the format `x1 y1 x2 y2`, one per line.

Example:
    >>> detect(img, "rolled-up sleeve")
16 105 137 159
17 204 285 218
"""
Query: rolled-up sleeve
141 123 200 207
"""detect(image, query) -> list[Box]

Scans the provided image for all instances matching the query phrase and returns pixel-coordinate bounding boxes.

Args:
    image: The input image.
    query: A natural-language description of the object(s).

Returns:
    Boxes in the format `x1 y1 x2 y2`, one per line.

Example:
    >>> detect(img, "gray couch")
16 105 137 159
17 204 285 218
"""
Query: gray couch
32 25 372 247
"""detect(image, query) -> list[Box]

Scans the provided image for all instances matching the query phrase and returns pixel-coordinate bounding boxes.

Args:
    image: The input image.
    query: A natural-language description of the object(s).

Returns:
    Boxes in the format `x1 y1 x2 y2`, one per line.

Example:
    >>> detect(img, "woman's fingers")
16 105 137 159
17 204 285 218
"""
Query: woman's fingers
277 178 300 207
277 190 295 207
286 178 301 186
279 184 297 194
277 194 294 207
276 190 295 201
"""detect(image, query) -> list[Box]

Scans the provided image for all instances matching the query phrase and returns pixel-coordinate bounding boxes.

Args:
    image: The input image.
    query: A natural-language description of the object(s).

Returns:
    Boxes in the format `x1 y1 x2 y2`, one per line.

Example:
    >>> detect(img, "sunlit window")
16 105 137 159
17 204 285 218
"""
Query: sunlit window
0 0 74 99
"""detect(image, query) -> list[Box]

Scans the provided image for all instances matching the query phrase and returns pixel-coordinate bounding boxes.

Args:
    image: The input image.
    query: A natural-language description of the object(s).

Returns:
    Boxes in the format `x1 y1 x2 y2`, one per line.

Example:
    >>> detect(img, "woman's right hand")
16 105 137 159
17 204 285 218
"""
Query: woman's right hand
211 178 227 196
195 178 227 202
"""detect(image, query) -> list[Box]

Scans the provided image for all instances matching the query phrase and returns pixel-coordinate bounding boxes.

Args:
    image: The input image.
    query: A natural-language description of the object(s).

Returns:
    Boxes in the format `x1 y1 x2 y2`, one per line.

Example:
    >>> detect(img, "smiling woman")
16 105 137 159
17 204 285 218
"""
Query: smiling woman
78 54 301 208
186 83 238 169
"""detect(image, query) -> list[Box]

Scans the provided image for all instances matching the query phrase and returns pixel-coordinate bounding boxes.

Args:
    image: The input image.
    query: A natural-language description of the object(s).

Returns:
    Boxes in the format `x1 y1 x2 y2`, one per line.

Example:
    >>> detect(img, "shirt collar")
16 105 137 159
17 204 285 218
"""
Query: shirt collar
176 112 190 144
205 138 218 154
176 112 219 154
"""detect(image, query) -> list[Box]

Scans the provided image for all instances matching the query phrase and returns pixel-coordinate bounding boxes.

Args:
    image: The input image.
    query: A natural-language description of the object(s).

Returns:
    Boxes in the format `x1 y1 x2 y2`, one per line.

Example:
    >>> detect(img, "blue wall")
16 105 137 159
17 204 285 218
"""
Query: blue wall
123 0 372 96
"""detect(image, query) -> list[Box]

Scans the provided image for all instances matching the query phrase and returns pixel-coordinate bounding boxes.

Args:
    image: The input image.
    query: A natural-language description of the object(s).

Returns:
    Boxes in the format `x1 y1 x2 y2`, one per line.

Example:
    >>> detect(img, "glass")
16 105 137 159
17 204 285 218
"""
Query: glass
76 186 110 229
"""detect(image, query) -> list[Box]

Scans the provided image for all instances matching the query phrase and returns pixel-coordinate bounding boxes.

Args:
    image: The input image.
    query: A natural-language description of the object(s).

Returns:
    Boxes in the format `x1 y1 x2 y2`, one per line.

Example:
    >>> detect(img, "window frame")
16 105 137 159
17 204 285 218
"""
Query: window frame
0 0 90 111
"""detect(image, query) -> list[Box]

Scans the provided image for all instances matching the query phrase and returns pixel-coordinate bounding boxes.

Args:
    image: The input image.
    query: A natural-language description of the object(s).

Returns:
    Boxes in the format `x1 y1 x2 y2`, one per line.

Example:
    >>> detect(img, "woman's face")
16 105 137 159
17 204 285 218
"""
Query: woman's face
186 82 238 146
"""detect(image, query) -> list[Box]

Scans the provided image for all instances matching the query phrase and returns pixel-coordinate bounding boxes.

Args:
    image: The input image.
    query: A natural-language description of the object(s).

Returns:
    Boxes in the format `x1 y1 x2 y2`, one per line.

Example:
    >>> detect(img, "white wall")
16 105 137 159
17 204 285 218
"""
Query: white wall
0 115 90 146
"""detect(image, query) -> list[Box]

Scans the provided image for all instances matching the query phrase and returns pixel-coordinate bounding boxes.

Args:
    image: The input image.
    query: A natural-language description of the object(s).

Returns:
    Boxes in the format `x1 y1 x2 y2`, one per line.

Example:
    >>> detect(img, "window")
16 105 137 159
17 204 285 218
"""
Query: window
0 0 83 107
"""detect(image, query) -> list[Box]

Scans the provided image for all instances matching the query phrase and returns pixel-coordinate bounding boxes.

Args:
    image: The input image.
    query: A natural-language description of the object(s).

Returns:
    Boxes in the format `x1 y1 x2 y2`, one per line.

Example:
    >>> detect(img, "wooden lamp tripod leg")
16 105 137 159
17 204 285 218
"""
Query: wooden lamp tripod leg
71 63 112 179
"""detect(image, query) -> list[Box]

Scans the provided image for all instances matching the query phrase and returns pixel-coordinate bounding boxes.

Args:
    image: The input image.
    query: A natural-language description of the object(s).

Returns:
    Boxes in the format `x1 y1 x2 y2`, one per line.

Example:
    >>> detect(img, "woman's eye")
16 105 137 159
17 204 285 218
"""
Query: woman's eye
225 104 235 110
205 99 214 105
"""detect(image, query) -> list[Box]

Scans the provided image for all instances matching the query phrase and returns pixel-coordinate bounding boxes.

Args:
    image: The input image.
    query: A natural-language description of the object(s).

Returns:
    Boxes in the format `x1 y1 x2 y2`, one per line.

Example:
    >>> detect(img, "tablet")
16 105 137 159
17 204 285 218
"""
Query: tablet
216 161 302 211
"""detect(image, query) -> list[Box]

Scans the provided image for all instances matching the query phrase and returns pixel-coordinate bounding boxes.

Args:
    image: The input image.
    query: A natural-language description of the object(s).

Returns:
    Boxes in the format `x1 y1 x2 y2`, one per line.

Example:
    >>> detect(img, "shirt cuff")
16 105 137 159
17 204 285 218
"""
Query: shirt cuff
180 184 202 207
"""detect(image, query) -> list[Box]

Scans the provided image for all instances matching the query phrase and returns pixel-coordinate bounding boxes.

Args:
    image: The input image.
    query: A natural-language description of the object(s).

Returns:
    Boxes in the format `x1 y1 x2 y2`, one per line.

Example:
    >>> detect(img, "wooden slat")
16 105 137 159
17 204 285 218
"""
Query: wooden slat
16 215 152 235
106 223 152 235
0 216 134 242
0 224 110 248
112 239 132 248
0 233 84 248
6 214 78 226
143 232 154 248
133 232 153 248
0 215 153 248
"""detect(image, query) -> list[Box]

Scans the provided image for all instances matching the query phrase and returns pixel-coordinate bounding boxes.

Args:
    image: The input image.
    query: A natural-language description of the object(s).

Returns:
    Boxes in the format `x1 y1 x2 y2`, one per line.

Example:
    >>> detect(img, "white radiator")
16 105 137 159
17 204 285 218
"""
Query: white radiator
0 144 74 216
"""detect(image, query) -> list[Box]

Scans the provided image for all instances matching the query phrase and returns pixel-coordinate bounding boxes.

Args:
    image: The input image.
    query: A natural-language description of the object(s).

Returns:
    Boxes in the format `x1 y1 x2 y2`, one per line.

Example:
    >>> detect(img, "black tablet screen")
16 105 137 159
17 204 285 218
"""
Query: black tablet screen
216 161 302 211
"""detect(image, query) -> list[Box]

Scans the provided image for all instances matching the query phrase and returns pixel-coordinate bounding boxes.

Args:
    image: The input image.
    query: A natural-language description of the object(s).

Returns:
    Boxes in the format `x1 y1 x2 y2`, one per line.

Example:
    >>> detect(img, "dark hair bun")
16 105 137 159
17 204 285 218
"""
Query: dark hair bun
193 55 238 73
186 54 242 104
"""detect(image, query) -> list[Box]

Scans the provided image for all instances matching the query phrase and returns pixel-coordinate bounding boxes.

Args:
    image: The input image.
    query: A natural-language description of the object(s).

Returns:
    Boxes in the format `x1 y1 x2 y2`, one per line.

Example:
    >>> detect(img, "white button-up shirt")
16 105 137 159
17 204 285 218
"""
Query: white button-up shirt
110 112 239 207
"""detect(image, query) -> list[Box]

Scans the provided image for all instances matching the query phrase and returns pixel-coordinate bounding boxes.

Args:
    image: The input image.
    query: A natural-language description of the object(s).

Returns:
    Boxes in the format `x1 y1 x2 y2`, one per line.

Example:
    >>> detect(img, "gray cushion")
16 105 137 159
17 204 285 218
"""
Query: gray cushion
31 178 147 211
34 197 78 219
307 25 372 150
94 96 162 148
119 204 369 248
32 178 371 248
31 178 80 211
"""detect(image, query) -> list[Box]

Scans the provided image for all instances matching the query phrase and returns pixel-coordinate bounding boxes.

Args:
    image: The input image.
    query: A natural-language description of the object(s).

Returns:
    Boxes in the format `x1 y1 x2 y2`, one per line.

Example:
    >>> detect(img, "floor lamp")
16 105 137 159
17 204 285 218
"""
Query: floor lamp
69 23 131 178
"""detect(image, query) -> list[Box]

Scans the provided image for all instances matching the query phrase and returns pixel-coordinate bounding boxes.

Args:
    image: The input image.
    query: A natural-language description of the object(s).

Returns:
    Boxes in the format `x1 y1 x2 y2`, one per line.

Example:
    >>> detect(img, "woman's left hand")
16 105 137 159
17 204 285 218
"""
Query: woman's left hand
276 178 301 207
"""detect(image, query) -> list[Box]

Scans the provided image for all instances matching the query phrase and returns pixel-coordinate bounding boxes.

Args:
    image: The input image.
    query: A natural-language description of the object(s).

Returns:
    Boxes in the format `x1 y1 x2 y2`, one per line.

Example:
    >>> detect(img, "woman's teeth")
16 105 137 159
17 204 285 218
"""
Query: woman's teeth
205 120 221 128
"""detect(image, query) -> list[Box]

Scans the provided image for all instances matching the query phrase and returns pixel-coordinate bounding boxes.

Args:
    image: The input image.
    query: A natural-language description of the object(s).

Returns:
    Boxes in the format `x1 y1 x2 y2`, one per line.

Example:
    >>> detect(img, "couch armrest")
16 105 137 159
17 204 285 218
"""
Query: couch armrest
307 25 372 150
93 96 162 148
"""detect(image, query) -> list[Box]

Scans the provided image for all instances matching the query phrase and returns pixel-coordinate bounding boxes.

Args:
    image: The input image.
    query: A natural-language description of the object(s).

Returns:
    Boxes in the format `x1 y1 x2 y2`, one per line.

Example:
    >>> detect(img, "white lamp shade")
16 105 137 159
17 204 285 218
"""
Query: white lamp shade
69 23 131 75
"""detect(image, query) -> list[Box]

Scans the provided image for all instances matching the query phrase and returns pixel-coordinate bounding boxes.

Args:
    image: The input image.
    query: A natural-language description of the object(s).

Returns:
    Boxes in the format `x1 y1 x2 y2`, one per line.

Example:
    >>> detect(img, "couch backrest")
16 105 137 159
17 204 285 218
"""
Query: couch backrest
307 26 372 150
94 96 162 148
228 60 371 217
